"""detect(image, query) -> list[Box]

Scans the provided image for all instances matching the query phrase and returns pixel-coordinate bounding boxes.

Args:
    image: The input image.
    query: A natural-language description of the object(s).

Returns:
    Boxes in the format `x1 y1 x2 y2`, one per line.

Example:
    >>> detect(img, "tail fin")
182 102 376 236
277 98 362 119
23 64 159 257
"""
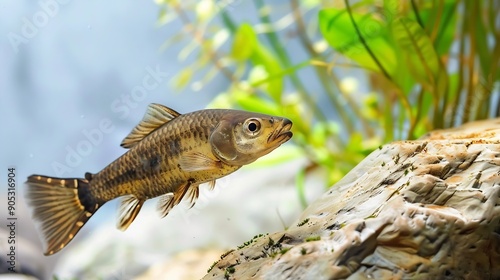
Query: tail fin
25 175 100 255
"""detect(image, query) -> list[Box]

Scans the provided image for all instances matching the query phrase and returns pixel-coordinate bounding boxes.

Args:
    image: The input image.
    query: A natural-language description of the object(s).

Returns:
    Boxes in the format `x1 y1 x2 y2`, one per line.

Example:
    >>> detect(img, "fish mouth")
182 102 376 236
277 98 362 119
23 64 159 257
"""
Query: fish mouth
268 118 293 145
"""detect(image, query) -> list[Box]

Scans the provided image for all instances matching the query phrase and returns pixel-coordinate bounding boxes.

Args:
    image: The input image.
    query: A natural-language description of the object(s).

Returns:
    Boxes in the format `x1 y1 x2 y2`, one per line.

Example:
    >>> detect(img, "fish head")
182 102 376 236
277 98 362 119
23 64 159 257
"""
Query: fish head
210 111 293 166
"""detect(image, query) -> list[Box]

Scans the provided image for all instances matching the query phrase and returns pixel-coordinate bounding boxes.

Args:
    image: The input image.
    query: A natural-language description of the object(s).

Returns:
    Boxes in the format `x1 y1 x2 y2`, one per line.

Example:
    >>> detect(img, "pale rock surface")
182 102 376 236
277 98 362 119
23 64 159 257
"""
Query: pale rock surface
53 154 326 279
135 249 224 280
204 118 500 280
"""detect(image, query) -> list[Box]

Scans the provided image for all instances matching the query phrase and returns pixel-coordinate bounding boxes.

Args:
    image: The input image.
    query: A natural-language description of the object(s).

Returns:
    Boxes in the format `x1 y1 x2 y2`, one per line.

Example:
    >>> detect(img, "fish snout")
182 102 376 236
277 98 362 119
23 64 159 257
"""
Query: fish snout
281 118 293 131
268 117 293 144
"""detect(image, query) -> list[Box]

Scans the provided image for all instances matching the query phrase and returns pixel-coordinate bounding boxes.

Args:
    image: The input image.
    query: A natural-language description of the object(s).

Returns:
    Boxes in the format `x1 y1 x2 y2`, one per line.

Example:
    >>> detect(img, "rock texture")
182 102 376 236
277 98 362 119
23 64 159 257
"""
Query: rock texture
136 249 225 280
204 118 500 280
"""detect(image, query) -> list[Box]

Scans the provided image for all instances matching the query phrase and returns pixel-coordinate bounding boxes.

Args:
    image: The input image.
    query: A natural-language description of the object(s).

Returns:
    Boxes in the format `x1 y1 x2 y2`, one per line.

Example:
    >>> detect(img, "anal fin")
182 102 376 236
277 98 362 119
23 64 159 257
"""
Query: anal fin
207 180 216 190
157 193 174 218
157 180 200 218
117 195 144 231
186 185 200 209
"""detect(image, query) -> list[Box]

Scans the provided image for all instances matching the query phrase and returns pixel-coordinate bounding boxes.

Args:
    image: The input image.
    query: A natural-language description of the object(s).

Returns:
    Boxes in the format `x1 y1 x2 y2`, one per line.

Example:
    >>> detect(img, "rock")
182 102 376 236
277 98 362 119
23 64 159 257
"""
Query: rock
51 158 324 279
204 118 500 280
135 249 225 280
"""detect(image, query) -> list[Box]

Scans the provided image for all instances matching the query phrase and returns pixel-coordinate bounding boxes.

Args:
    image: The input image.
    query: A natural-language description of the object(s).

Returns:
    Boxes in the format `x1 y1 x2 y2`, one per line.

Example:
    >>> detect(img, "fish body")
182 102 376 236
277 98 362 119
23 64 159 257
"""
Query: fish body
26 104 292 255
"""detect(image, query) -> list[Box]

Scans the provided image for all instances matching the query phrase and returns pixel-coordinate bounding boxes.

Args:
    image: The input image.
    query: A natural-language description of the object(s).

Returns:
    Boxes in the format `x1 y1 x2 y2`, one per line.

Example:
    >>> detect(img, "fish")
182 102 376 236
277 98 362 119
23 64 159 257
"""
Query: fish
25 103 293 255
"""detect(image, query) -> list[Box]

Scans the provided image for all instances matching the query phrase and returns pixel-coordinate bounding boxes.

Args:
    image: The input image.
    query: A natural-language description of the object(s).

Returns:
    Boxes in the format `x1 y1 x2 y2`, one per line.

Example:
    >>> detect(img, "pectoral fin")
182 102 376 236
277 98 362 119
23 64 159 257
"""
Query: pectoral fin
179 152 221 172
117 195 144 231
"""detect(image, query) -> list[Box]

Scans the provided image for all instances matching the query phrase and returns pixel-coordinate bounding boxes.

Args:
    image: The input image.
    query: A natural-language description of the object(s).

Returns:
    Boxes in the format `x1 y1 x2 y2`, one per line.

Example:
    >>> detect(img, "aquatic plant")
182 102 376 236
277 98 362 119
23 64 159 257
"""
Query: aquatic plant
156 0 500 207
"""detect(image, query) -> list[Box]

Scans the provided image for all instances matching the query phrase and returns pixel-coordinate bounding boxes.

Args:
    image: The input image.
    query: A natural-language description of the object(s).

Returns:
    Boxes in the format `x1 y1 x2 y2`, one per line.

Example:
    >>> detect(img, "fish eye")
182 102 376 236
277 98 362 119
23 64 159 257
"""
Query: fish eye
244 118 261 135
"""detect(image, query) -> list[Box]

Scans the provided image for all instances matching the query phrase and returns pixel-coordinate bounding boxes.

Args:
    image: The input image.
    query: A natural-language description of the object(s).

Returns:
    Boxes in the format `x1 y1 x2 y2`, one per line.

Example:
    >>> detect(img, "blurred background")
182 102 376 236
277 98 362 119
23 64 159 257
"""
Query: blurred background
0 1 320 279
1 0 499 279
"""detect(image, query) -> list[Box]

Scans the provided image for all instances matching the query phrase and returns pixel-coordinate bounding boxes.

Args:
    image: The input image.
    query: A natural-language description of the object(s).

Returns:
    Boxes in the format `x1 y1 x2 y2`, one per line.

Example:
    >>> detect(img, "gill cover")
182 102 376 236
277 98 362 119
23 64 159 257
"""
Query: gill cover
210 119 239 163
210 116 275 166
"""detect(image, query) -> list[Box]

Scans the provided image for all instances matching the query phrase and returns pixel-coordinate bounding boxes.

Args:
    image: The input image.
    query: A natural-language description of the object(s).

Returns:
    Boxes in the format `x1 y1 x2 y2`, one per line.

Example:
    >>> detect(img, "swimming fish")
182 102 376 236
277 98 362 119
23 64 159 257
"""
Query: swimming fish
25 104 293 255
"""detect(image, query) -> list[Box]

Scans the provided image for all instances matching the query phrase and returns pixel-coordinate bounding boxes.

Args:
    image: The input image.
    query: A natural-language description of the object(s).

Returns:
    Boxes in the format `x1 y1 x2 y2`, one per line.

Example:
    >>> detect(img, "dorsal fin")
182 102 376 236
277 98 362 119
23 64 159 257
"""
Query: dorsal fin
121 103 181 149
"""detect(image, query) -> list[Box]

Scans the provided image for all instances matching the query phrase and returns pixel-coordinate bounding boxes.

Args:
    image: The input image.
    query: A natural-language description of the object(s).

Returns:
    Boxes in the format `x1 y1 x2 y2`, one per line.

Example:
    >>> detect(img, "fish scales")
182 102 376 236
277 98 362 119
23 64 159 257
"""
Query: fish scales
25 104 293 255
90 110 212 199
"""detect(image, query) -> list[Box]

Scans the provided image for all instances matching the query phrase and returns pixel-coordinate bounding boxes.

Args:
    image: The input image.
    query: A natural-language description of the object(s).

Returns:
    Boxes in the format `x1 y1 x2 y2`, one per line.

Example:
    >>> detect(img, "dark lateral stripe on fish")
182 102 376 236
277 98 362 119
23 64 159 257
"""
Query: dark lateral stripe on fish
25 175 100 255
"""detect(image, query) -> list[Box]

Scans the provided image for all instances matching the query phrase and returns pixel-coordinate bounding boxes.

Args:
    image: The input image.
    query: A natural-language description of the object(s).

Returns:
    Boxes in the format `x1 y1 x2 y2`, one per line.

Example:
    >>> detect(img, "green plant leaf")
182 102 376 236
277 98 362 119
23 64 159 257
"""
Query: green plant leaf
248 65 269 86
473 3 491 77
433 0 458 56
383 0 400 22
173 68 193 89
250 44 283 101
206 92 232 109
231 23 283 102
233 91 280 116
419 91 433 130
281 95 311 137
390 17 441 92
392 59 417 94
250 60 311 88
231 23 283 101
413 0 457 56
231 23 257 61
318 8 398 75
310 122 339 147
447 73 460 102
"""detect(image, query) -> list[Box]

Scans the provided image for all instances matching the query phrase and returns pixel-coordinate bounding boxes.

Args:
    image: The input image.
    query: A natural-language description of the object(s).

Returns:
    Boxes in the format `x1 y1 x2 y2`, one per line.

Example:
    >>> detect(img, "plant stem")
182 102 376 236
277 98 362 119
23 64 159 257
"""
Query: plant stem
428 0 445 43
398 20 441 128
451 2 466 127
411 0 425 28
475 1 500 119
220 9 237 33
327 71 373 137
433 0 457 51
462 0 477 124
251 60 311 87
409 88 425 139
289 0 317 56
254 0 327 123
295 168 308 210
290 0 375 137
344 0 414 133
485 34 500 118
383 92 394 142
172 3 248 91
344 0 391 80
